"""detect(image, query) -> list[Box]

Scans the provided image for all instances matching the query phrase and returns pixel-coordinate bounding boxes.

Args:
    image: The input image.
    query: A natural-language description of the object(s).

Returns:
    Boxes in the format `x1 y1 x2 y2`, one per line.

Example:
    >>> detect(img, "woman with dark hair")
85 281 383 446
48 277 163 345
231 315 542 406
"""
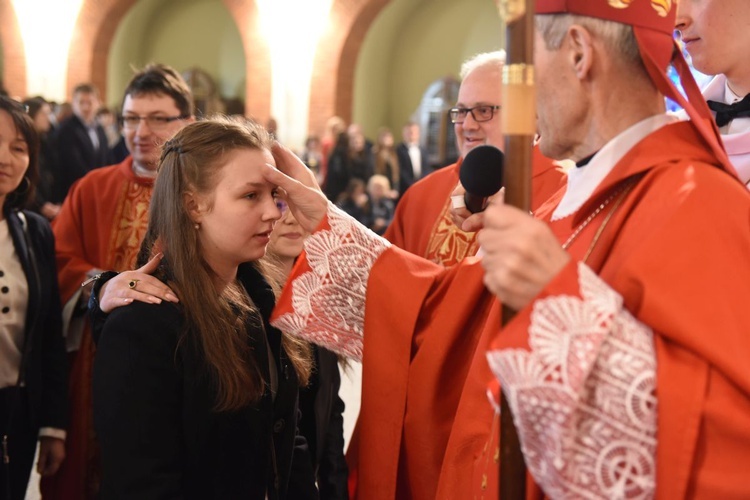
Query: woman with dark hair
90 116 317 499
323 131 351 203
372 127 400 193
0 96 68 500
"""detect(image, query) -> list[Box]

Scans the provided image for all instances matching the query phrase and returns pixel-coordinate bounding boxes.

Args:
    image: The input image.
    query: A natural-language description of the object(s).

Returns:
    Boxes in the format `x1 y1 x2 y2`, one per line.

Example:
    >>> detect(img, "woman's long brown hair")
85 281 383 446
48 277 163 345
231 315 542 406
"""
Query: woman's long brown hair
146 116 311 411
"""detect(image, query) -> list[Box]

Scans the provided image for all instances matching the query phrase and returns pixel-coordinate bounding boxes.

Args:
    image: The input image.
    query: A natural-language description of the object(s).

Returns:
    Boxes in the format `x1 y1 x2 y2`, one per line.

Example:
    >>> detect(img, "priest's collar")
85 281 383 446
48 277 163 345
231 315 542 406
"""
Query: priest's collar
551 114 677 221
133 163 158 179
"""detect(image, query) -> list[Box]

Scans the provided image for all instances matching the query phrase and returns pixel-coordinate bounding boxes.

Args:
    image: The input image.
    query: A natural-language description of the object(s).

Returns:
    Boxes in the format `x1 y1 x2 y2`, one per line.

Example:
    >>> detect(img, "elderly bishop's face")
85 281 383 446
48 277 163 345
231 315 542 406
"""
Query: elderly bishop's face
533 29 588 162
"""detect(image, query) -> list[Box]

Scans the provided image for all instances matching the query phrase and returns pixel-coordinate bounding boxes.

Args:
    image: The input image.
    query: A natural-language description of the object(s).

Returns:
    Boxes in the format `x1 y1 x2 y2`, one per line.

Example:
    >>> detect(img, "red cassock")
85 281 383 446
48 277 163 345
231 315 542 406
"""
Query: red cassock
384 147 566 266
273 120 750 498
45 157 153 500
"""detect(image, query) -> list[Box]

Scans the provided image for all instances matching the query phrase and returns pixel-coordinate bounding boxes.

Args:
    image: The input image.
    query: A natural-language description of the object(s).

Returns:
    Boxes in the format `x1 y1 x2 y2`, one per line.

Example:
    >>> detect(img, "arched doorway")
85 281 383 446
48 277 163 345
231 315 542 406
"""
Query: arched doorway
353 0 503 141
105 0 247 115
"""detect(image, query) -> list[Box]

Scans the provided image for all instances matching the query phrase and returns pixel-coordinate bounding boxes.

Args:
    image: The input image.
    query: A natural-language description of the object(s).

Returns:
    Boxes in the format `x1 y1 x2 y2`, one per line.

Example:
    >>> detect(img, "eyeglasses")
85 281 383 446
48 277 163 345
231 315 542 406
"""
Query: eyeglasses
276 200 289 215
121 115 188 131
448 105 501 124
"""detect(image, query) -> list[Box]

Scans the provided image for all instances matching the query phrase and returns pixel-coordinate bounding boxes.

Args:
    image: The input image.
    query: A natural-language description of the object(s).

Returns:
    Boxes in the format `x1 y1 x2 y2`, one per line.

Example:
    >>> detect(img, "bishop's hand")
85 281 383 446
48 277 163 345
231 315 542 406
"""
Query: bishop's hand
266 143 329 233
478 201 569 310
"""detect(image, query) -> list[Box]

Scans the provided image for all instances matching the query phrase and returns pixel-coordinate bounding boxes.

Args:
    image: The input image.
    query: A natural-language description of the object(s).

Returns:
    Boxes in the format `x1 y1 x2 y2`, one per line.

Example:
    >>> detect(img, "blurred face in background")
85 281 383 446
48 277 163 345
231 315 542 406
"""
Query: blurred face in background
347 124 366 152
305 136 321 153
33 103 52 134
72 90 100 125
402 124 420 145
378 130 394 148
122 92 191 171
368 182 386 200
97 110 115 129
454 64 504 158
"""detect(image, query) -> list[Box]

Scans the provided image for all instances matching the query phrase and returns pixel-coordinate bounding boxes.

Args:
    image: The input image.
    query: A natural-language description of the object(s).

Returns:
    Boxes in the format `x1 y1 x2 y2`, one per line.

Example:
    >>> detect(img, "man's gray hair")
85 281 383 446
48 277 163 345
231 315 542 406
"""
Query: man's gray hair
459 50 507 79
535 14 642 66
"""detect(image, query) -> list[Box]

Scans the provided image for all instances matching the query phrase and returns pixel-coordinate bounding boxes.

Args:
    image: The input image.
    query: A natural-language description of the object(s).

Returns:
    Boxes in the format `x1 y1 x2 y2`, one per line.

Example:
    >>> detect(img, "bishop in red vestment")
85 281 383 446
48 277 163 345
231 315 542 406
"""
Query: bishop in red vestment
268 0 750 497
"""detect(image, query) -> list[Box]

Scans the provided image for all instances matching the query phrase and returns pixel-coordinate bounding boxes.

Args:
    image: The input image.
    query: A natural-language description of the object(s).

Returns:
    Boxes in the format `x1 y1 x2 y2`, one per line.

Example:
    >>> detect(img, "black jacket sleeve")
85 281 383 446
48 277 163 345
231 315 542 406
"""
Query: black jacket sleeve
316 349 349 500
286 416 321 500
28 213 68 430
87 270 119 345
93 301 185 499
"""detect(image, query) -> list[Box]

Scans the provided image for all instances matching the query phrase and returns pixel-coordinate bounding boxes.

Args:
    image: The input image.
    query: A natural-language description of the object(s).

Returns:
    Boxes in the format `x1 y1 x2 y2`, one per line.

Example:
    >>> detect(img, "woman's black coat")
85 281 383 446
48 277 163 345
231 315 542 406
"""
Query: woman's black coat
92 264 318 499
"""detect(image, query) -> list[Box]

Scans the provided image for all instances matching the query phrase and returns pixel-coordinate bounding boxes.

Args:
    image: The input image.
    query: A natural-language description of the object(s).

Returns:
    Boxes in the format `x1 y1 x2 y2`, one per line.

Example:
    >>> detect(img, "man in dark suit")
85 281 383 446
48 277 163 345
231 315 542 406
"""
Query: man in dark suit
396 121 429 197
51 83 109 202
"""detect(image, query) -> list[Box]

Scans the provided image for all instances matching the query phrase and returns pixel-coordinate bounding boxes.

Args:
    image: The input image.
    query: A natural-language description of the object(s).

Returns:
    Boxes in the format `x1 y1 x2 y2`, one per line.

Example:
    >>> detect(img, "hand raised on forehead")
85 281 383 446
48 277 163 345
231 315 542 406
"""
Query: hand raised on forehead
271 142 321 190
265 143 328 233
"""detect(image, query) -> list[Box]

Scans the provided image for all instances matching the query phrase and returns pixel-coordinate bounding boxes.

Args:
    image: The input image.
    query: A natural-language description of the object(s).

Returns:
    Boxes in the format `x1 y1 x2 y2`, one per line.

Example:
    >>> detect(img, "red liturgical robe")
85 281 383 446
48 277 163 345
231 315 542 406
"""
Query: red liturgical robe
384 148 565 266
272 121 750 498
45 157 153 500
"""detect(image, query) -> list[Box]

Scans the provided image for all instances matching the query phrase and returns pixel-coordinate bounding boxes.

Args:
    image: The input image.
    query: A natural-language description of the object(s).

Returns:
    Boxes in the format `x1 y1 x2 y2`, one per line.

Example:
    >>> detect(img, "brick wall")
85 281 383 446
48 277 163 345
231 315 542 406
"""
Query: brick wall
0 0 27 97
308 0 391 136
0 0 386 133
221 0 272 123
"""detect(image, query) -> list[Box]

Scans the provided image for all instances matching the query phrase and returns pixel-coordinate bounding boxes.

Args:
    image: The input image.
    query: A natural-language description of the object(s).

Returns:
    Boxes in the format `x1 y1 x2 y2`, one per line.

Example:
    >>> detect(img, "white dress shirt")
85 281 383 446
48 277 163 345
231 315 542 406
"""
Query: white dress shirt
702 75 750 186
0 219 28 389
408 143 422 178
552 114 678 221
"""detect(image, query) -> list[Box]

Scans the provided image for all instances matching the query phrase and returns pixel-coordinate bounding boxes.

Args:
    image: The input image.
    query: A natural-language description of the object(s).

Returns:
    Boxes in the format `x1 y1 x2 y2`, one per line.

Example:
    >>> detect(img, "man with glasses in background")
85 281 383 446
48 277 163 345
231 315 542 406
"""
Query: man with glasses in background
44 64 192 500
384 51 564 266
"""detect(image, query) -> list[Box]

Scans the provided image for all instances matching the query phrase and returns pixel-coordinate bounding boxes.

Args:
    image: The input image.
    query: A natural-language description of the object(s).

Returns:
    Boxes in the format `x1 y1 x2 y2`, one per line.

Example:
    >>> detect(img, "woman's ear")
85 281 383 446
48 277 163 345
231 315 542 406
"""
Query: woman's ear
184 191 204 224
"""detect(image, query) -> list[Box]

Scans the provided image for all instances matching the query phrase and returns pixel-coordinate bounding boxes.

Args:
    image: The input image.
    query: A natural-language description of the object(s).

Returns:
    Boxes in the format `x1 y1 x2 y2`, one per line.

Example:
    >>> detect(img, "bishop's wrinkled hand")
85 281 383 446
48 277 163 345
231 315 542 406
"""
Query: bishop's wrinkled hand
266 143 329 233
478 201 570 310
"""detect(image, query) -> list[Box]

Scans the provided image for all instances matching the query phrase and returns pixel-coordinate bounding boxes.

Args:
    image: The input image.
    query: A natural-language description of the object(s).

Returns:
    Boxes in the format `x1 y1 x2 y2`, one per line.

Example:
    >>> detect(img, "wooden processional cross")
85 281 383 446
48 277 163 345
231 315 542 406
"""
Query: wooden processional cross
498 0 535 498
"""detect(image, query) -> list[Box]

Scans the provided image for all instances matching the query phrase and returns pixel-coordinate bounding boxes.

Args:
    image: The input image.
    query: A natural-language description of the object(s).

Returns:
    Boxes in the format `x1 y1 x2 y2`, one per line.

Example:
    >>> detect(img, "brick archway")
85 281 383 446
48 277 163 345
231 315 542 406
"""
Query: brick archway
67 0 270 121
220 0 272 123
307 0 392 135
63 0 387 134
0 0 27 97
66 0 138 102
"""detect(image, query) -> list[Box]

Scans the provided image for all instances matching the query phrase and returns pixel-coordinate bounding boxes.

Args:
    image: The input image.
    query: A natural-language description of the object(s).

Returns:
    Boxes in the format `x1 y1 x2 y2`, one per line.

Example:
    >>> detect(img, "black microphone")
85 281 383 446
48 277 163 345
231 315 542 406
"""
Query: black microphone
459 145 504 213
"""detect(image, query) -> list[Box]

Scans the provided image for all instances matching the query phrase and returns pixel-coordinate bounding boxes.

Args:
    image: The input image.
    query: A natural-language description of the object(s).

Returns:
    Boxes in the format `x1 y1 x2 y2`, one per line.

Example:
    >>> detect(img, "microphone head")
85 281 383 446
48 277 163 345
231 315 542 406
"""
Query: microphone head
459 145 504 197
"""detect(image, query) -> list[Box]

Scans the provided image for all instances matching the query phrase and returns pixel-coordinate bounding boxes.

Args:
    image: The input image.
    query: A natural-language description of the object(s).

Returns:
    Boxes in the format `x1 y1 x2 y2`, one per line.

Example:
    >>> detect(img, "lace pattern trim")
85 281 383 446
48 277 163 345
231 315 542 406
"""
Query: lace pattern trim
487 263 656 499
271 203 391 361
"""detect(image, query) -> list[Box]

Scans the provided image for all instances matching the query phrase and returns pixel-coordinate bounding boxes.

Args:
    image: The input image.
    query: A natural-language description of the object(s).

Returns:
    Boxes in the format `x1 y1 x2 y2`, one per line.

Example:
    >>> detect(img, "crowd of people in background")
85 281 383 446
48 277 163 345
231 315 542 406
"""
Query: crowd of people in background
316 120 429 235
7 89 131 225
0 68 437 500
1 0 749 498
6 85 431 239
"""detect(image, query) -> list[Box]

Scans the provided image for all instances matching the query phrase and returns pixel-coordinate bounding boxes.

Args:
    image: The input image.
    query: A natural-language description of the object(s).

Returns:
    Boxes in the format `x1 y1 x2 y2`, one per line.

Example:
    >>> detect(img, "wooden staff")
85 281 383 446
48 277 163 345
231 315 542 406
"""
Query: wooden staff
497 0 535 498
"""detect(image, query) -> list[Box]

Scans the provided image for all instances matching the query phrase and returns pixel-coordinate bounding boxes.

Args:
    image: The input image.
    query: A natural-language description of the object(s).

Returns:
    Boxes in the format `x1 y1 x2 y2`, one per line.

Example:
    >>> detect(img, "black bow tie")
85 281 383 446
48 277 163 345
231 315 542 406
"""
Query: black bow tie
706 93 750 127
